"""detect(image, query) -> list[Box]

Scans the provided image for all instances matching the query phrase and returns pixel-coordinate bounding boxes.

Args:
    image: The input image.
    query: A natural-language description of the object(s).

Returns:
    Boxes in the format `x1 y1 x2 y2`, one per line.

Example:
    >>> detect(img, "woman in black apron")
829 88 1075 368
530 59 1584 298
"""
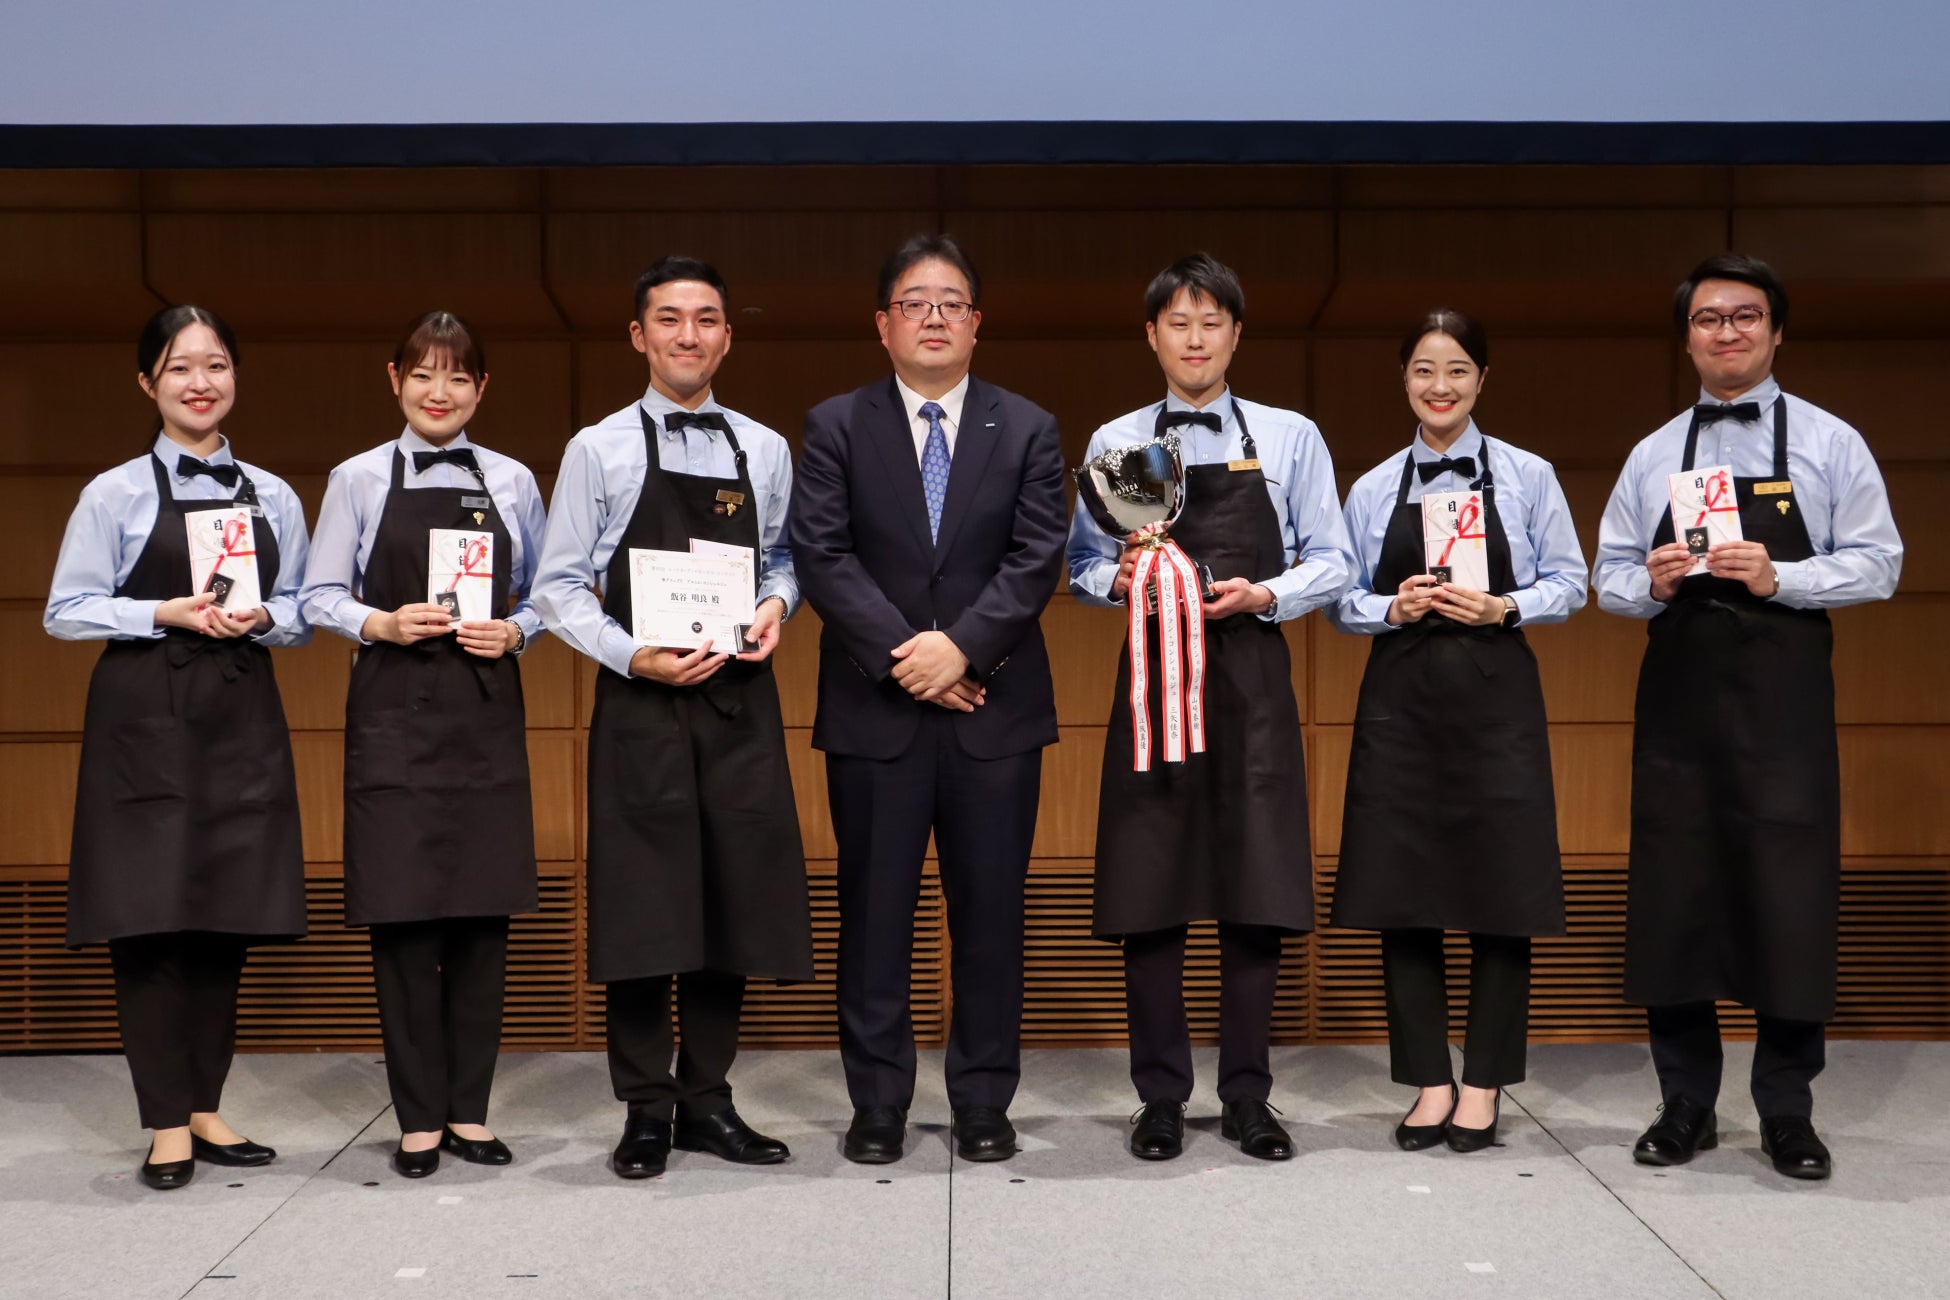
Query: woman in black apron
1329 311 1586 1153
299 312 543 1179
46 305 311 1190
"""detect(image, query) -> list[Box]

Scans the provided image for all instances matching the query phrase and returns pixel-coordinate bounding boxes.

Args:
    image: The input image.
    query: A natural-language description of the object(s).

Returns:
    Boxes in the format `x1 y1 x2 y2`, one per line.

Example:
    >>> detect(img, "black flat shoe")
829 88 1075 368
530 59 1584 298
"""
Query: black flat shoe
1759 1116 1832 1181
391 1141 440 1179
1446 1089 1501 1153
442 1129 513 1166
1394 1083 1457 1152
139 1155 195 1191
1633 1096 1718 1167
1221 1098 1294 1161
843 1106 907 1165
191 1134 277 1167
610 1111 671 1180
1130 1101 1185 1161
674 1108 789 1165
951 1107 1018 1162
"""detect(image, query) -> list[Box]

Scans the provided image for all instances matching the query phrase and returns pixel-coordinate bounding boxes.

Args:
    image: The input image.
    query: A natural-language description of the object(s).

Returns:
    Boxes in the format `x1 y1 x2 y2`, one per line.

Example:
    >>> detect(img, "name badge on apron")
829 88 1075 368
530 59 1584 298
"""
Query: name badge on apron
1228 459 1260 472
715 489 746 517
460 494 492 526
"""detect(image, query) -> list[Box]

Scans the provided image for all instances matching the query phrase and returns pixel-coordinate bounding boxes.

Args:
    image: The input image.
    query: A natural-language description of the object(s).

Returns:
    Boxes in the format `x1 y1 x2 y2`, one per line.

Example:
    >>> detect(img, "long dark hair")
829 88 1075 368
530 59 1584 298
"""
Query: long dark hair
137 304 241 444
1399 308 1489 370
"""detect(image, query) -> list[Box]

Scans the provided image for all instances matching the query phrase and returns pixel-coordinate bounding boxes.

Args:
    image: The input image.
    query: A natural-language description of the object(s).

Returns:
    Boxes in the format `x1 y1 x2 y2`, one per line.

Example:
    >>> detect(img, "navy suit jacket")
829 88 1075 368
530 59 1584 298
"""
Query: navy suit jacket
790 375 1067 760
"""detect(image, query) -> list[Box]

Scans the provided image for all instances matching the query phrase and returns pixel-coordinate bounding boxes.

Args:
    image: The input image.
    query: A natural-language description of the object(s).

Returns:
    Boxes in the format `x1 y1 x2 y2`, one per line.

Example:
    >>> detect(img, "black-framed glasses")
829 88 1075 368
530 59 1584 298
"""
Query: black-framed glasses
1688 306 1769 334
888 298 975 323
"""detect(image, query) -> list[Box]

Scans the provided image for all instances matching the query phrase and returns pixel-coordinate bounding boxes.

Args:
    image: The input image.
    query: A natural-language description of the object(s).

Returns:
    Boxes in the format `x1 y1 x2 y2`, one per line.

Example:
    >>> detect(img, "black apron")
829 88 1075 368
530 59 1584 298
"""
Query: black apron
341 447 538 927
1331 441 1565 936
1092 403 1314 939
1624 398 1837 1021
583 408 814 985
67 454 306 947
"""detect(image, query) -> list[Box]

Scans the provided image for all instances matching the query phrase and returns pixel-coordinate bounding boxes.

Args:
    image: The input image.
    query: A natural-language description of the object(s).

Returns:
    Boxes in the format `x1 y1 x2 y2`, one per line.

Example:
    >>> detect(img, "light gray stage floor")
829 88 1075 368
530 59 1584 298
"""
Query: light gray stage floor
1 1043 1946 1300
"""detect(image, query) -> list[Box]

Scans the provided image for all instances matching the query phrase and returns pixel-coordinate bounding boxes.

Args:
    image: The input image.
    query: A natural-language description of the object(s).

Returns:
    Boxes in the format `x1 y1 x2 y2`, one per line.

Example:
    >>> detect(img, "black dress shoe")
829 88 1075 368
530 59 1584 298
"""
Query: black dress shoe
611 1112 672 1180
952 1107 1018 1162
1129 1101 1185 1161
139 1154 195 1191
1446 1089 1502 1153
1633 1096 1718 1167
391 1141 441 1179
1221 1098 1294 1161
674 1108 790 1165
843 1106 907 1165
191 1134 277 1167
1759 1116 1832 1181
442 1129 513 1166
1394 1083 1457 1153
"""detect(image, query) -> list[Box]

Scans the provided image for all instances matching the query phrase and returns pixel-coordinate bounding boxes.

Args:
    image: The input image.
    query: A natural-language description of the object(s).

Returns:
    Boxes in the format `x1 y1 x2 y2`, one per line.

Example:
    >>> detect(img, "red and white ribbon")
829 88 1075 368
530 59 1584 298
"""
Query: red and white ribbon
1127 536 1207 772
205 515 256 583
1436 495 1484 568
1695 469 1736 527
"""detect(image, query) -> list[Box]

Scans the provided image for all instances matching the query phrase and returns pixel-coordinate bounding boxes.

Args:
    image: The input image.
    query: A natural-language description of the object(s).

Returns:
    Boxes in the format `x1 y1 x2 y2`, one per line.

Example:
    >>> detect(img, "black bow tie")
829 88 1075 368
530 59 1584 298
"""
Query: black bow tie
1694 401 1762 427
1162 410 1223 433
412 446 480 475
176 456 240 487
666 411 732 435
1417 455 1477 484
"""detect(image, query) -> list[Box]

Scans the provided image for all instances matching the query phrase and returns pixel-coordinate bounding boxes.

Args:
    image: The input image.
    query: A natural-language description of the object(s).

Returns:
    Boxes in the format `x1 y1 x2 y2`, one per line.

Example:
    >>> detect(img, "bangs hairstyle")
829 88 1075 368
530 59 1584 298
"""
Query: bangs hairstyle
138 304 240 379
877 233 981 309
1144 252 1245 324
634 256 729 320
1672 253 1789 336
393 311 487 382
1399 308 1489 370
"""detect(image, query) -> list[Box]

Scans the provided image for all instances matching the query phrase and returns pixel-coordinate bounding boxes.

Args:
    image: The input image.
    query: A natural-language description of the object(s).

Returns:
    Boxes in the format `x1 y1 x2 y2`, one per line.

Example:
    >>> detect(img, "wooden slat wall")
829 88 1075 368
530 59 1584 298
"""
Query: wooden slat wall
2 163 1945 1055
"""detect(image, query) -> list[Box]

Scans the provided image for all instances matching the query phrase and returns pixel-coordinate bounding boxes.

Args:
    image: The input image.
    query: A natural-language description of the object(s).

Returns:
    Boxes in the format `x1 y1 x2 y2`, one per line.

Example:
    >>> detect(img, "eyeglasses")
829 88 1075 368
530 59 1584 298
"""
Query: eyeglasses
1688 307 1769 334
888 299 975 323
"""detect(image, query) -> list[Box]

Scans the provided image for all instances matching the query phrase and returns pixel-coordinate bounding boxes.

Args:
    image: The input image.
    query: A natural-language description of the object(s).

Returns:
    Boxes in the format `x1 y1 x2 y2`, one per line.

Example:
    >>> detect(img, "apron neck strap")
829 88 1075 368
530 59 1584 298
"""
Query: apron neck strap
152 447 258 506
639 404 751 483
1151 397 1256 459
1394 436 1491 507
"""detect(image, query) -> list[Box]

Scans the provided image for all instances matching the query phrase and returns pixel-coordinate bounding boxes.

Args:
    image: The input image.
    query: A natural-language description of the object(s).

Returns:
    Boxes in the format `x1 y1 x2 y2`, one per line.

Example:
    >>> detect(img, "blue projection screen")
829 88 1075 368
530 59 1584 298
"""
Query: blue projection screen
3 0 1947 166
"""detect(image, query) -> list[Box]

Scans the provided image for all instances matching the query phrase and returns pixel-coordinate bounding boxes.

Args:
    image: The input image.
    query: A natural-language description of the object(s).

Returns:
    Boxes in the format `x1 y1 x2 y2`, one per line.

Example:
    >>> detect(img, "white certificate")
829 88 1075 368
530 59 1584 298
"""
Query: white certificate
1421 489 1489 591
1667 464 1743 575
427 529 495 622
184 505 262 611
629 547 755 651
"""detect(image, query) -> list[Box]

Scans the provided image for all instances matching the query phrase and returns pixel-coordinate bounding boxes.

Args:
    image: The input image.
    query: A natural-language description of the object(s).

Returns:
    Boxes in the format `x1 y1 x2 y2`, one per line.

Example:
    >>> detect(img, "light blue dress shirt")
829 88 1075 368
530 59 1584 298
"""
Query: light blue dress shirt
298 428 548 651
1330 421 1588 635
1594 377 1903 617
533 386 799 678
1067 389 1355 622
45 432 311 647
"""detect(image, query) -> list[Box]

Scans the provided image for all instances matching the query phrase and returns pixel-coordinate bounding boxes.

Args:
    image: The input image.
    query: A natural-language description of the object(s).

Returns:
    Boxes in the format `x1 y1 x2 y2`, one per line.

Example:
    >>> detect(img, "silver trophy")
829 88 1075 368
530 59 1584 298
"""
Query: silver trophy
1074 433 1214 594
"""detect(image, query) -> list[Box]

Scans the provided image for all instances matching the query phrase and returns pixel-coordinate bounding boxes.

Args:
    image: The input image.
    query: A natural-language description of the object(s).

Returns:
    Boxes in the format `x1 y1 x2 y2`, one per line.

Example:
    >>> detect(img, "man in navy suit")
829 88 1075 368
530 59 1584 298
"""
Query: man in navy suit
790 234 1067 1164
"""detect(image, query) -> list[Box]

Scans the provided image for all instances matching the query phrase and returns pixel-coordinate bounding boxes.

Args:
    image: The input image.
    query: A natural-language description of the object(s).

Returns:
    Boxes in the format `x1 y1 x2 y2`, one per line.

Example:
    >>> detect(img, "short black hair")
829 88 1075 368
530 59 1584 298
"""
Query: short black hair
1399 308 1489 370
877 233 981 309
1144 252 1245 324
634 256 729 320
1672 253 1788 336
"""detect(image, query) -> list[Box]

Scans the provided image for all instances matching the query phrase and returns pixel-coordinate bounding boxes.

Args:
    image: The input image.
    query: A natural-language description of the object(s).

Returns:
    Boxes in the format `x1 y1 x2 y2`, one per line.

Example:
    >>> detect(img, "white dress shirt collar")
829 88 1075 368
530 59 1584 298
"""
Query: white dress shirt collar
1694 373 1782 414
1412 420 1486 463
154 431 236 481
640 385 727 439
895 373 970 459
397 425 474 470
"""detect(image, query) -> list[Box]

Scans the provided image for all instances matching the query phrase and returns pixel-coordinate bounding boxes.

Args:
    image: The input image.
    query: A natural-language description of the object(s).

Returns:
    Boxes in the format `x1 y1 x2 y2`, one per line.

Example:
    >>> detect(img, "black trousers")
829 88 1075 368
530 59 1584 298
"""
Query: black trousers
370 916 509 1133
606 970 747 1121
828 713 1042 1112
1647 1002 1826 1119
108 931 249 1130
1381 930 1532 1090
1124 922 1283 1106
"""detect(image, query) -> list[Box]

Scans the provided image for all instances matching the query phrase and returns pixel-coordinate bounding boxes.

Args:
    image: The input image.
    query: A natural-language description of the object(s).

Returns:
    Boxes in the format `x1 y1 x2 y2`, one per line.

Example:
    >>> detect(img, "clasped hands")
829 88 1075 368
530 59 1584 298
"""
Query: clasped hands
155 591 270 638
627 595 787 685
1386 575 1506 627
1108 524 1274 618
362 602 521 659
1645 539 1777 602
891 630 985 713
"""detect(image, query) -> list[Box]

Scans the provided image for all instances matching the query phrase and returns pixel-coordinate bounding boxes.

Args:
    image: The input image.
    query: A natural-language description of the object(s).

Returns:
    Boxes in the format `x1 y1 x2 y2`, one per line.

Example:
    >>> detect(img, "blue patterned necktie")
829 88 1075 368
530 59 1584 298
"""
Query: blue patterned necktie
919 400 951 543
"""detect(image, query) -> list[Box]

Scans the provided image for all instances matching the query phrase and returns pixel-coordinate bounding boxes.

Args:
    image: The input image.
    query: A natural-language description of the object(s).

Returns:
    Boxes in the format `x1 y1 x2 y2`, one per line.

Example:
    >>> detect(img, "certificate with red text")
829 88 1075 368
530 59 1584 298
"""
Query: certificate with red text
427 529 495 622
184 505 261 611
1421 490 1489 590
1668 465 1743 575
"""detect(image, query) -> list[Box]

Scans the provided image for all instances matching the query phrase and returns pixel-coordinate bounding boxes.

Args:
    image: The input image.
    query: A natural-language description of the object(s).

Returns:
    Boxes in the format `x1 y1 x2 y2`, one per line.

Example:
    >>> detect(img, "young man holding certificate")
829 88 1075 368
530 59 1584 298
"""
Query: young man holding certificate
534 257 813 1180
1595 254 1903 1181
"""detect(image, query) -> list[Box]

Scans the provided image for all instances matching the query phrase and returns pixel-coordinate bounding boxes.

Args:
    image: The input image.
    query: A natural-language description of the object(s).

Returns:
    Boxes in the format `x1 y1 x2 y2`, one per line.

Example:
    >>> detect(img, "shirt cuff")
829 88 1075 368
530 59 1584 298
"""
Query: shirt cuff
508 608 545 656
757 578 798 621
1511 587 1546 625
1770 558 1812 605
1338 591 1400 635
1070 558 1123 607
598 622 640 679
117 599 164 638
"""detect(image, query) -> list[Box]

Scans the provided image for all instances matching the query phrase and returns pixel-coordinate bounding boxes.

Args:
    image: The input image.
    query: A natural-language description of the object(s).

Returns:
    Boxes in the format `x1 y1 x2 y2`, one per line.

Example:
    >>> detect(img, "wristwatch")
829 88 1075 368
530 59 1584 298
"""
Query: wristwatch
1498 595 1520 627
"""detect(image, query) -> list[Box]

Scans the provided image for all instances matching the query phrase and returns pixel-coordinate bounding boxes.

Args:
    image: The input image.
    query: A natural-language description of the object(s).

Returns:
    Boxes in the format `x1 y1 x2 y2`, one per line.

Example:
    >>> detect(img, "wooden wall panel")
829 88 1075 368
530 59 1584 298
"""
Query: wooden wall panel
544 166 936 213
1840 728 1950 857
1735 207 1950 335
940 165 1334 211
0 213 156 337
1832 597 1950 724
1733 166 1950 206
1337 166 1728 210
1883 465 1947 594
0 170 141 210
143 169 543 214
0 345 154 468
0 742 79 865
0 611 98 733
1775 343 1938 462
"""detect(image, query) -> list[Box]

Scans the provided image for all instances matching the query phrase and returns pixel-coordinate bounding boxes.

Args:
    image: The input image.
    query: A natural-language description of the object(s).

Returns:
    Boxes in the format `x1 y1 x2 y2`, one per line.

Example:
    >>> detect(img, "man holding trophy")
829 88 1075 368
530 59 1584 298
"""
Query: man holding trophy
534 257 814 1180
1068 253 1354 1161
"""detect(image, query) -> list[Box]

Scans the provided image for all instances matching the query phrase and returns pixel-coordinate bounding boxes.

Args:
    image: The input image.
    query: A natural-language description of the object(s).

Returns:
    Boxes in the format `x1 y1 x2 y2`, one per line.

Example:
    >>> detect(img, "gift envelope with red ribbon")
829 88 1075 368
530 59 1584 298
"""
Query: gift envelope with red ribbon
427 528 495 622
184 505 262 611
1667 465 1743 575
1421 489 1490 590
